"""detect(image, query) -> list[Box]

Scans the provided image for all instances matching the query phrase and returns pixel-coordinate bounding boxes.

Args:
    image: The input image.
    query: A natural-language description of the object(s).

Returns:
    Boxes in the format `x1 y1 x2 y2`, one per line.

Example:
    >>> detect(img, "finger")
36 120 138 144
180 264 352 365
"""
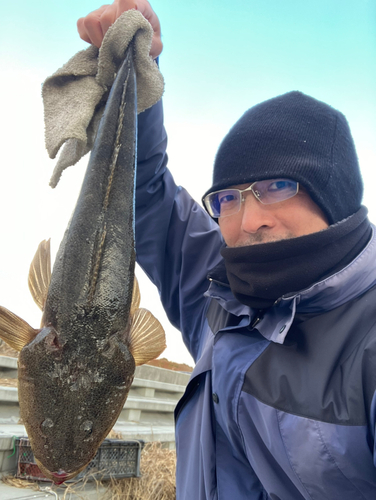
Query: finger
117 0 163 58
133 0 161 36
113 0 160 35
150 34 163 59
97 7 117 37
77 5 109 47
114 0 138 16
77 18 92 44
99 1 139 40
83 17 104 48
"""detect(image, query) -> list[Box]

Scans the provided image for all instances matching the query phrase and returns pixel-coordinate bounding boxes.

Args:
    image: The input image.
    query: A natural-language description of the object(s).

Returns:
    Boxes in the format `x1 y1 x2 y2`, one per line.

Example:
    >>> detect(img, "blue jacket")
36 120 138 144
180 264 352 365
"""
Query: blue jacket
135 100 376 499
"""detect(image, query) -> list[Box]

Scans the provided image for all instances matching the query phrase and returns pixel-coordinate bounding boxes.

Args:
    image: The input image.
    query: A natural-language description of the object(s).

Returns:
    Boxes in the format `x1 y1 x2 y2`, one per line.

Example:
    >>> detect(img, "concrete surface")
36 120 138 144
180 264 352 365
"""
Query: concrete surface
0 478 108 499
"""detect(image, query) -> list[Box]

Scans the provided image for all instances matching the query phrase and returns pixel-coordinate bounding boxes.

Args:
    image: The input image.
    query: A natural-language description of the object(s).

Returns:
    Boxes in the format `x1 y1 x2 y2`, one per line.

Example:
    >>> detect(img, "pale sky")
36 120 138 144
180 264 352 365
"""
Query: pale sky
0 0 375 366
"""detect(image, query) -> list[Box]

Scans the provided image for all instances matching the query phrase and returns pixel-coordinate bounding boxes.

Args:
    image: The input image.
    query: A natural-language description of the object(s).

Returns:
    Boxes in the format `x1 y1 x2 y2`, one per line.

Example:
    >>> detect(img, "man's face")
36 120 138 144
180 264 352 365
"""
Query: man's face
218 183 329 247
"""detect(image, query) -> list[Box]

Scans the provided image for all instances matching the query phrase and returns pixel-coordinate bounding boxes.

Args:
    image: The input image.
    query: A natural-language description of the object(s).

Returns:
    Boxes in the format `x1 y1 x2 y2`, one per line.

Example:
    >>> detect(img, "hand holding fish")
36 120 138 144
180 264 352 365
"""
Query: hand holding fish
77 0 162 58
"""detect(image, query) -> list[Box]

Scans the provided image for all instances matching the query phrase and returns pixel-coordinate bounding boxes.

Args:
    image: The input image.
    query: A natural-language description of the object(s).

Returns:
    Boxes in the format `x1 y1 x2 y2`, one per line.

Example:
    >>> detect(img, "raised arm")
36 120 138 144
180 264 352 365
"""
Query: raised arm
135 100 224 359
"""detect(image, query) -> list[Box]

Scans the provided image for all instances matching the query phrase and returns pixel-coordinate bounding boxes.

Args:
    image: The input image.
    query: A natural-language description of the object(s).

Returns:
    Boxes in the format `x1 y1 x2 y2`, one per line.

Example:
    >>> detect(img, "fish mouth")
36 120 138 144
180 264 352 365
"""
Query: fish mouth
36 458 89 484
51 470 69 485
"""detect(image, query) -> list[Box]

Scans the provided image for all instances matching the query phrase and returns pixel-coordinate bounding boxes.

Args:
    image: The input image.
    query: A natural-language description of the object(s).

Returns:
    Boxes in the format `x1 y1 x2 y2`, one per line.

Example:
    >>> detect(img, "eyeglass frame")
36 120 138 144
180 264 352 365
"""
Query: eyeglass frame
202 178 300 219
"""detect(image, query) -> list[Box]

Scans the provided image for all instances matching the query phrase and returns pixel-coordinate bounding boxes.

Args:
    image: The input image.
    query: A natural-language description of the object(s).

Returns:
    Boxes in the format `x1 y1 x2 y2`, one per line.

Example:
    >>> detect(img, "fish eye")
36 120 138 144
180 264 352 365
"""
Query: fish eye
81 420 93 434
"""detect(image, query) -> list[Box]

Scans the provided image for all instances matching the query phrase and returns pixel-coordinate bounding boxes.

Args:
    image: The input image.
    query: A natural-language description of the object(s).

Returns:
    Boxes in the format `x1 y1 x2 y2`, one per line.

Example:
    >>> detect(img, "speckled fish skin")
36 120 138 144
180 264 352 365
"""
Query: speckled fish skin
18 49 138 483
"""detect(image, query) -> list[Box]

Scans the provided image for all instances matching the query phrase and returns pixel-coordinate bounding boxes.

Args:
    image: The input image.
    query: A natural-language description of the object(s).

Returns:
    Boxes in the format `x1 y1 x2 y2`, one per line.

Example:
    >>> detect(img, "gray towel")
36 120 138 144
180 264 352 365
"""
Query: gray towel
43 9 164 187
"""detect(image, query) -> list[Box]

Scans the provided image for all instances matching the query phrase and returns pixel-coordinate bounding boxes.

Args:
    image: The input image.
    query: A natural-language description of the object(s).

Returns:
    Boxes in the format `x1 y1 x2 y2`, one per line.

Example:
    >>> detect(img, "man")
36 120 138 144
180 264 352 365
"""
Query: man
79 2 376 499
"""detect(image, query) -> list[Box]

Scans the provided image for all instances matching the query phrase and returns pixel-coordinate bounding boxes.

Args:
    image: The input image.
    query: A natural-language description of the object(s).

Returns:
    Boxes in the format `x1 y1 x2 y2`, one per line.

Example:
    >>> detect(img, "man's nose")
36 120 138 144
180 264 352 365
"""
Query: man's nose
240 193 276 233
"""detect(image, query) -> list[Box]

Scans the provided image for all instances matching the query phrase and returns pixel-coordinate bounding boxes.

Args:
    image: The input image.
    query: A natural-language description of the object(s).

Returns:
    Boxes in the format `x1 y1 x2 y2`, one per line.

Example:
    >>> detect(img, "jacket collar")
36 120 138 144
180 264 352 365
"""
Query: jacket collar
205 226 376 344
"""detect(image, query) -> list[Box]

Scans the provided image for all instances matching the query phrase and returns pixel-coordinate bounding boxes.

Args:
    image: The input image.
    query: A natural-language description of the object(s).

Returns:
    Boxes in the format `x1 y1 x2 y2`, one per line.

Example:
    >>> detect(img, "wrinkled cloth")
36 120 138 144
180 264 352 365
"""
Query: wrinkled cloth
42 9 164 187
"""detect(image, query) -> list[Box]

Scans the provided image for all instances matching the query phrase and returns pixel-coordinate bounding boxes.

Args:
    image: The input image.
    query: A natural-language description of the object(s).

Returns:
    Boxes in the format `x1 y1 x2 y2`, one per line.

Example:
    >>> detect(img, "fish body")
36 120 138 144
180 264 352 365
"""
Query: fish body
0 47 165 483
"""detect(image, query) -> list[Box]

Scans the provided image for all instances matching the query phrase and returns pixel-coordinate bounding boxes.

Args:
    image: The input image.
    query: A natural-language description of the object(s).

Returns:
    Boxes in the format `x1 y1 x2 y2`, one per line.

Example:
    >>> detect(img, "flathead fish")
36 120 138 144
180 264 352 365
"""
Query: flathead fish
0 47 165 483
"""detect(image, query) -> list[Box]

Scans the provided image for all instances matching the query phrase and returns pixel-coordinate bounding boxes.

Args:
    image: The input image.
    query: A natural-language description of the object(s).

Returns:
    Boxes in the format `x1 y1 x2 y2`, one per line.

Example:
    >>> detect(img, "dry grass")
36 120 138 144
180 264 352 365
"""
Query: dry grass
106 429 124 439
1 475 40 490
0 341 19 358
0 378 17 387
102 442 176 500
60 473 104 500
2 442 176 500
147 358 193 373
1 473 102 500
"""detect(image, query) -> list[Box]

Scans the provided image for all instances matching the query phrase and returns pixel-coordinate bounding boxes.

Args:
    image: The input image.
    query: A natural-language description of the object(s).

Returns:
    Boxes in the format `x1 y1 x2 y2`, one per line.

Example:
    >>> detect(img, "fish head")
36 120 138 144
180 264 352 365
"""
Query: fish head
18 325 135 483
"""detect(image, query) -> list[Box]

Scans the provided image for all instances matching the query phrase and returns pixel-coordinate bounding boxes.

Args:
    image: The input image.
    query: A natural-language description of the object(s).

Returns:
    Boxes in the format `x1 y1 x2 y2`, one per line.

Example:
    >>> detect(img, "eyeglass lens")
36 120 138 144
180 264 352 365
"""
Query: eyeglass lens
204 179 298 218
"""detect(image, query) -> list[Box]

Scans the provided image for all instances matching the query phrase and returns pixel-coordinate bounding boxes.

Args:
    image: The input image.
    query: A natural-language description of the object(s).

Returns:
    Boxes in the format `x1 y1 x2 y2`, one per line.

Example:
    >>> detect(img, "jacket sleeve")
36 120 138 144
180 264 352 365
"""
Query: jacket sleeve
135 100 224 360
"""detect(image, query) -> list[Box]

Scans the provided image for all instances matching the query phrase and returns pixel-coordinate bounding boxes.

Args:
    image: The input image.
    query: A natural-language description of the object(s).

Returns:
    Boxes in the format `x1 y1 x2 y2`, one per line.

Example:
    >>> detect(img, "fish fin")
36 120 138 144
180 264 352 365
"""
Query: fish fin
130 276 141 316
129 308 166 366
0 306 39 351
28 239 51 311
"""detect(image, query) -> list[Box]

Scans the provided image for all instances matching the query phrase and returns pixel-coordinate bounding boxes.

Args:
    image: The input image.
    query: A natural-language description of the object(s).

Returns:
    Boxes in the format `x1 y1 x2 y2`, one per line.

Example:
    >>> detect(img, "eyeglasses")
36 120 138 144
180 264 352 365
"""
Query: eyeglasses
203 178 299 218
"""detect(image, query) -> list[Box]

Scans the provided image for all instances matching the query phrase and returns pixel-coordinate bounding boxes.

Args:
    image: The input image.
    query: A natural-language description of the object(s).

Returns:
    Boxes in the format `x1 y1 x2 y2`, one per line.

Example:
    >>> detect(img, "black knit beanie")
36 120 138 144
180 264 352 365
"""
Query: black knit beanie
203 91 363 224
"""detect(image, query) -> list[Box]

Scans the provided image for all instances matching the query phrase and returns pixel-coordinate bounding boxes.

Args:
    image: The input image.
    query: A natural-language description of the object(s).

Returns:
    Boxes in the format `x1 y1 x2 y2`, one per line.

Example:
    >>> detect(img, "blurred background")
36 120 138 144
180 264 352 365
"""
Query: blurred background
1 0 375 366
